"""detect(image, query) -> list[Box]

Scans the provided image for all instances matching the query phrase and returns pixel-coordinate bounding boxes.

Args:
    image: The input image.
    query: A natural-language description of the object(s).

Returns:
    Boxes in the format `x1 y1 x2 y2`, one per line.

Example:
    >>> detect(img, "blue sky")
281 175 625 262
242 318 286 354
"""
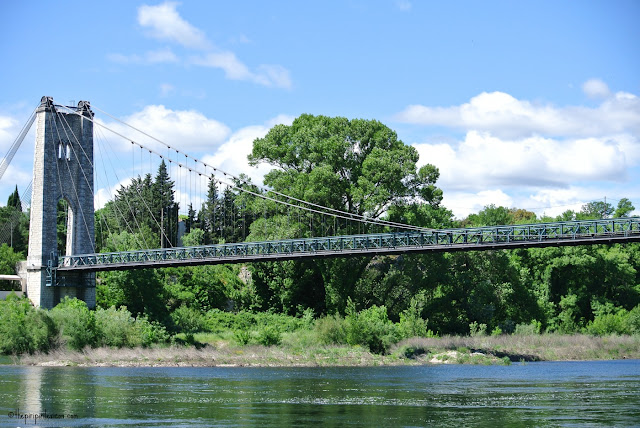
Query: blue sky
1 0 639 218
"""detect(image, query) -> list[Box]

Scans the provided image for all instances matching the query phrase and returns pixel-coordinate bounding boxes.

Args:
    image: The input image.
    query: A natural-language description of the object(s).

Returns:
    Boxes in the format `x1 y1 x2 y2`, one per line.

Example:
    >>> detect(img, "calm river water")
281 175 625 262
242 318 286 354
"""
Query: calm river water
1 360 639 427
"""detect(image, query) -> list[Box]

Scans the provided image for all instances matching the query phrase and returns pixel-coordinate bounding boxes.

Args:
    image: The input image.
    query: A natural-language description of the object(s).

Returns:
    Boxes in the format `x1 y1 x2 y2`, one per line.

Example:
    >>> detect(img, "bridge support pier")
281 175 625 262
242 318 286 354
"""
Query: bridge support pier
25 97 96 309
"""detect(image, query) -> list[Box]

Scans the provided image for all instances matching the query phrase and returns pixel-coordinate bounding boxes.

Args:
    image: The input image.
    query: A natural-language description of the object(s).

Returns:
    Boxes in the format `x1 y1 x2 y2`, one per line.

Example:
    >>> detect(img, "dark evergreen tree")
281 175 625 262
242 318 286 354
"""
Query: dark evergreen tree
0 186 28 253
7 186 22 212
152 160 178 247
186 203 196 233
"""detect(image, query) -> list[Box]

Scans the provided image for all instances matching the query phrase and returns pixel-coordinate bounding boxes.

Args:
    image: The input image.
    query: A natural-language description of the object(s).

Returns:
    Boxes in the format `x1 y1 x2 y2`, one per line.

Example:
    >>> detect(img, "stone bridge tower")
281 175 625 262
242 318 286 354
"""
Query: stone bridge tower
25 96 96 309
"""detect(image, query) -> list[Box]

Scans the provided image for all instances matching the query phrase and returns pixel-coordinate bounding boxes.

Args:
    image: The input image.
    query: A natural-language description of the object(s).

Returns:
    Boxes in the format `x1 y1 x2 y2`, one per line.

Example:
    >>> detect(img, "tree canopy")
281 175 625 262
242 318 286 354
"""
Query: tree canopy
249 114 443 218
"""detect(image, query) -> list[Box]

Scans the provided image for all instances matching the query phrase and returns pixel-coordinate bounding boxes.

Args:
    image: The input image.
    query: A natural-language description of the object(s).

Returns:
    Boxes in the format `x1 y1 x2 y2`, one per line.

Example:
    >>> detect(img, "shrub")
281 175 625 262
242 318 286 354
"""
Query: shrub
94 306 168 348
0 294 56 354
469 322 487 337
204 309 238 333
627 305 640 334
314 314 348 345
234 329 251 345
95 306 138 347
586 310 629 335
398 303 431 339
345 302 398 354
49 297 98 350
257 325 282 346
135 315 169 347
514 320 542 335
171 305 205 333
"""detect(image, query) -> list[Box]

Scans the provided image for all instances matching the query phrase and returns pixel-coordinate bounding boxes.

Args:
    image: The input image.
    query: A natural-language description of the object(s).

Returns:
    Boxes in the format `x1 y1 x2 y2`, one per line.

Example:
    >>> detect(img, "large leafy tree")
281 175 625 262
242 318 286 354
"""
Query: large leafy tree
579 201 614 219
249 114 443 217
614 198 635 218
248 114 445 313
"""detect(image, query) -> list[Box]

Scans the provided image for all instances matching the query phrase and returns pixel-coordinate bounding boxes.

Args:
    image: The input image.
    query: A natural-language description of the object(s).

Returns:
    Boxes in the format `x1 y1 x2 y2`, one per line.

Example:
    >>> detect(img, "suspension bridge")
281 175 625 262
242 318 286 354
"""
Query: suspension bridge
1 96 639 308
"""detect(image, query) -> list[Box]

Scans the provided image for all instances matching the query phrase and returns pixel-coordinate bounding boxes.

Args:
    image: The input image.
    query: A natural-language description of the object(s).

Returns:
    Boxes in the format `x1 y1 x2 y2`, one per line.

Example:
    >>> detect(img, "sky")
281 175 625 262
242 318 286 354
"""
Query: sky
0 0 639 219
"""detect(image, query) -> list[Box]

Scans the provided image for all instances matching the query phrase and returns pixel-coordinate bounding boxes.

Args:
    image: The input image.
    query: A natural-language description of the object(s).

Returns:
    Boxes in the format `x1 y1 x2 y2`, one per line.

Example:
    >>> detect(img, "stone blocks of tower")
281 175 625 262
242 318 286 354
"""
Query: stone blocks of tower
25 97 96 309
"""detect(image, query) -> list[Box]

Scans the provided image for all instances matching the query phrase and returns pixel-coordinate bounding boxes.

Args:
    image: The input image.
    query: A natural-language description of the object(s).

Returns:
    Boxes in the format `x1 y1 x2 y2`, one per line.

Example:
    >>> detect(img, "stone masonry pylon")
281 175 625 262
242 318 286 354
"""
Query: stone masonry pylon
25 96 96 309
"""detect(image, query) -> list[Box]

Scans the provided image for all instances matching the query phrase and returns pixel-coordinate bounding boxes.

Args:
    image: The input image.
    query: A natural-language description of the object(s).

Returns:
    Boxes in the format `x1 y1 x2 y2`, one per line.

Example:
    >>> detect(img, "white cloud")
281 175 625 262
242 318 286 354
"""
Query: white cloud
138 1 211 50
103 105 232 154
401 82 640 218
132 2 292 88
414 131 638 194
107 48 179 65
191 54 292 89
582 78 611 99
396 89 640 139
441 189 513 219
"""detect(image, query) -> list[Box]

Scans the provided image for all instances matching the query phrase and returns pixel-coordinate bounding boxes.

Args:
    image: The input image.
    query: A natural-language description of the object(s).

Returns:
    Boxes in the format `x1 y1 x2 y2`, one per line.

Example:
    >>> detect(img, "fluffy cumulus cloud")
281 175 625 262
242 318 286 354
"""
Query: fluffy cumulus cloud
138 1 211 50
397 90 640 139
400 81 640 218
106 1 292 88
103 105 231 153
415 131 638 190
582 78 611 99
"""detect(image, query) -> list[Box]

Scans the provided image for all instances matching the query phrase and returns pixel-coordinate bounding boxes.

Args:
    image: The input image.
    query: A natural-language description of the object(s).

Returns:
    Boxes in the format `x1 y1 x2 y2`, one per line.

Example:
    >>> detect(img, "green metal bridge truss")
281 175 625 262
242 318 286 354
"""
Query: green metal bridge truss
53 217 640 279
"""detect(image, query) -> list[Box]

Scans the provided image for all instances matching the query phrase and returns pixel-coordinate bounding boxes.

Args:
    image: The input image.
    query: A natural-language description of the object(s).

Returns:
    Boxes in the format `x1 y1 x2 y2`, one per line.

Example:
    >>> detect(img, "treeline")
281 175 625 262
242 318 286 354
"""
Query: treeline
1 114 639 356
90 115 640 341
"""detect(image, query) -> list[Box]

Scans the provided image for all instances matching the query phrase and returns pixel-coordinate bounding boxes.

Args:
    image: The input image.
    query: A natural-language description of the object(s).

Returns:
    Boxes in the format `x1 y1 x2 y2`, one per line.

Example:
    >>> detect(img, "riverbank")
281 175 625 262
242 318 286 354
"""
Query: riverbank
13 334 640 367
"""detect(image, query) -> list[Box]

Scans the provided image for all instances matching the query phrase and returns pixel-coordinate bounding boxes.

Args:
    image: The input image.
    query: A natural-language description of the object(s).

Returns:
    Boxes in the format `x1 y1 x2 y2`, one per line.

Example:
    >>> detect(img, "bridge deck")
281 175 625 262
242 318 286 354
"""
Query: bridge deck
56 218 640 273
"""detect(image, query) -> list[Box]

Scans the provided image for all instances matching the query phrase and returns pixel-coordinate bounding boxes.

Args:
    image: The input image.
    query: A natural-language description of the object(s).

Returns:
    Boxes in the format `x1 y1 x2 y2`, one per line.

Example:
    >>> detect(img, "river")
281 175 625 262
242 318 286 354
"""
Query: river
1 360 639 427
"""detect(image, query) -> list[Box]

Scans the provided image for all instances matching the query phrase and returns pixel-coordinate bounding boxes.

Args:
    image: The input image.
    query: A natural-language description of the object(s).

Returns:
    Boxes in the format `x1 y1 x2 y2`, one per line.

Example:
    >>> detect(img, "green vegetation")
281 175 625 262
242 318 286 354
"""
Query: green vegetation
2 114 639 364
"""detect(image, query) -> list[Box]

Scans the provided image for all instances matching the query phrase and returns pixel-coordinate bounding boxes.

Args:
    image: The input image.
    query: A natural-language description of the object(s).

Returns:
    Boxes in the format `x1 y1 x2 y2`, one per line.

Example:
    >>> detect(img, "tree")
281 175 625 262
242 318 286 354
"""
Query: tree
465 204 512 226
579 201 614 219
614 198 635 218
152 160 178 247
249 114 443 218
249 114 445 313
7 186 22 212
510 208 536 224
0 186 28 253
186 203 196 233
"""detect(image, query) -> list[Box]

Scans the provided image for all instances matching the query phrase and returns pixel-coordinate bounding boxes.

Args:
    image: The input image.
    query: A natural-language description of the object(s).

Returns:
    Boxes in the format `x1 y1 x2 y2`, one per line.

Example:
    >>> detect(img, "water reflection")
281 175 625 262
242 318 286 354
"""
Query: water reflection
0 361 639 426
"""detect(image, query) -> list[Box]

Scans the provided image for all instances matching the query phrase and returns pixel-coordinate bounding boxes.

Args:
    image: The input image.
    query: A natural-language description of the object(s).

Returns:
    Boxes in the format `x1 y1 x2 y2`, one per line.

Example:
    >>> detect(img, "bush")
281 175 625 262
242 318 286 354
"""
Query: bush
171 305 205 333
398 302 432 339
514 320 542 335
586 310 629 335
50 297 98 350
345 301 398 354
133 315 169 347
234 329 251 345
314 314 348 345
257 326 282 346
627 305 640 334
0 294 56 354
469 322 487 337
94 306 168 348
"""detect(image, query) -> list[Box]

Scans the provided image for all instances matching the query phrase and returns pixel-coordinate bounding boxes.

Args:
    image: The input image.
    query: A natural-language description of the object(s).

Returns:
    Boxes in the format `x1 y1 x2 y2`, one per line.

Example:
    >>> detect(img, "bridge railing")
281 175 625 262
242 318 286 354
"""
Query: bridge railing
58 217 640 270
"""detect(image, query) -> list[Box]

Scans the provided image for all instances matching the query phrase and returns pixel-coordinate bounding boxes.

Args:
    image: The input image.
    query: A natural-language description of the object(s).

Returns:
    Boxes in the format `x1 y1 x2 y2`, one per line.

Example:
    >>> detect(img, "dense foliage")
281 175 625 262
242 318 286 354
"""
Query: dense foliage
1 114 638 356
